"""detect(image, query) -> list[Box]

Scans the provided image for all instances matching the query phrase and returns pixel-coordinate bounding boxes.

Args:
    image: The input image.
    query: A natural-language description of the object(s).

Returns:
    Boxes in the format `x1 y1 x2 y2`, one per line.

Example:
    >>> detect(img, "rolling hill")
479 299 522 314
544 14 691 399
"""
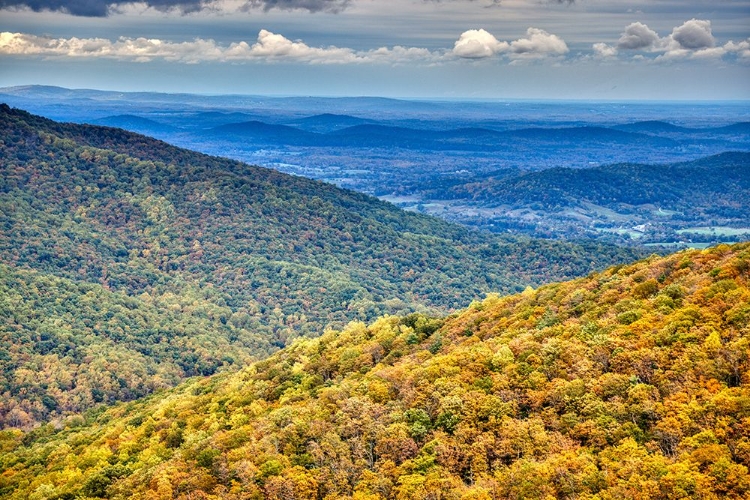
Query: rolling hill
204 121 678 151
1 243 747 499
287 113 376 133
448 152 750 210
0 104 644 426
208 120 318 144
428 151 750 244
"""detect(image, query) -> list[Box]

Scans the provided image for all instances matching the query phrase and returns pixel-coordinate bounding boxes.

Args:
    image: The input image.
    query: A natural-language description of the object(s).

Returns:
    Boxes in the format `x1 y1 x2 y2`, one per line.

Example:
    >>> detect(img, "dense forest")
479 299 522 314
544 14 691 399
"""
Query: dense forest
0 243 747 499
0 104 645 426
422 152 750 243
0 265 272 428
446 152 750 216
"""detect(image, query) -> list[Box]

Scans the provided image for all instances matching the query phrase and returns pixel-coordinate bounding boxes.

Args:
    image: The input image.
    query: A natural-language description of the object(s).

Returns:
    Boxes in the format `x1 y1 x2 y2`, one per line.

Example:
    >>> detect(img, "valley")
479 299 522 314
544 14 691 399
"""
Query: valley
2 86 748 247
0 99 747 500
0 105 643 428
1 0 749 498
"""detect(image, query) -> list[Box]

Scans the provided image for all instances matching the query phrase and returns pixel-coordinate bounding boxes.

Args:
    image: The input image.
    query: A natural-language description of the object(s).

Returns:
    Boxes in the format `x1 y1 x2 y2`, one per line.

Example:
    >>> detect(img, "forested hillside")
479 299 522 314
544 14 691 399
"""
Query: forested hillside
0 265 272 427
432 152 750 242
448 152 749 214
0 104 644 426
1 244 747 499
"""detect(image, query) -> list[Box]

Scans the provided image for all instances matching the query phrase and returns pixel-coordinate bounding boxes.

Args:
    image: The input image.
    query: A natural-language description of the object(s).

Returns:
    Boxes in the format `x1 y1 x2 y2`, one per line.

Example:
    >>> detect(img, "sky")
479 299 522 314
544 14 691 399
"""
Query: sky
0 0 749 99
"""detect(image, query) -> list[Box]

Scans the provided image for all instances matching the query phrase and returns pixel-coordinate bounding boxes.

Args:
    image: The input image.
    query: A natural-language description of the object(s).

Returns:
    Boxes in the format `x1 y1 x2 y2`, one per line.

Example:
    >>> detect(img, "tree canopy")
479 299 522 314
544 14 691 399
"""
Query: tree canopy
1 243 747 499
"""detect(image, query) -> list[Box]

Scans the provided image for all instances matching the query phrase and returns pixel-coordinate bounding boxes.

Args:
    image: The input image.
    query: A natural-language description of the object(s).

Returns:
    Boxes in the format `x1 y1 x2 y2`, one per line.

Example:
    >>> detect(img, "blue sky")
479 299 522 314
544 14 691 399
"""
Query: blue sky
1 0 749 99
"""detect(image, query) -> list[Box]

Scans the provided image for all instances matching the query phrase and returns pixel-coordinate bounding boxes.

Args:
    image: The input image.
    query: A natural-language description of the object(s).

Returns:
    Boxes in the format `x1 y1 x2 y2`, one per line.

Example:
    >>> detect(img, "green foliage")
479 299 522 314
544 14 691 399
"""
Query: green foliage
1 244 748 499
449 152 750 215
0 265 267 427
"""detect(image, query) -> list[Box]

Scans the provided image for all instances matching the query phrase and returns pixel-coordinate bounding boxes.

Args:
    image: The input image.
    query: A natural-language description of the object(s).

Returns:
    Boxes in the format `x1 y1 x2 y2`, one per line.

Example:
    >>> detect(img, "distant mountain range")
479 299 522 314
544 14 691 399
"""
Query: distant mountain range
206 121 680 150
88 114 178 135
1 85 748 247
614 120 750 135
288 112 376 133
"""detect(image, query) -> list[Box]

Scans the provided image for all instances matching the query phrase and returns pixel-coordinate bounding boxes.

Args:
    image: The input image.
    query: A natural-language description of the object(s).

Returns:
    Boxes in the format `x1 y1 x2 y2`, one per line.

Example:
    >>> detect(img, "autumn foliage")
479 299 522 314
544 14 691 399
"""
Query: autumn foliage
1 243 748 499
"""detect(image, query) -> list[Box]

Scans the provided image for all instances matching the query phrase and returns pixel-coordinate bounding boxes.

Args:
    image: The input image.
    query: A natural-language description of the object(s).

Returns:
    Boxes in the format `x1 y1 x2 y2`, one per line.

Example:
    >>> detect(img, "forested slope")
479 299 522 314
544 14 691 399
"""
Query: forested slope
449 152 749 216
0 265 271 427
0 104 644 425
1 244 747 499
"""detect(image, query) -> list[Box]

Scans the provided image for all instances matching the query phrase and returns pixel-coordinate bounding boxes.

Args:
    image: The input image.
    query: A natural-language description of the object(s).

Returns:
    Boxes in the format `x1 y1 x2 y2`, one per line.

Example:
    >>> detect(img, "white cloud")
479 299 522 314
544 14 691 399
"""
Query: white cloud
3 23 741 67
602 19 744 62
452 27 567 60
452 29 507 59
724 38 750 59
0 32 225 62
226 29 359 63
508 28 568 58
2 28 570 65
0 30 444 64
592 42 617 58
367 45 440 64
659 20 719 60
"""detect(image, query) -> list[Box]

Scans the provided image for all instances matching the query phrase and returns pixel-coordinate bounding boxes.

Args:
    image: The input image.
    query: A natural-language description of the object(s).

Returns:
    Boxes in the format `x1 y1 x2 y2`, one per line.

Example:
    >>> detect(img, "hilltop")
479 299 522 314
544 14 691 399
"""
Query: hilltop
436 152 750 243
0 104 642 426
1 243 747 499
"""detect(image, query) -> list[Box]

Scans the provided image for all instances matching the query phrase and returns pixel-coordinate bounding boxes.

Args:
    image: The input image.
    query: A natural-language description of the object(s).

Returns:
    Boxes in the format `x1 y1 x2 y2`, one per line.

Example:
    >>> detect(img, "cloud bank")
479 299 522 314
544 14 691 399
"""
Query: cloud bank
0 28 570 64
2 22 745 66
0 0 203 16
0 0 514 16
595 19 749 61
0 30 442 64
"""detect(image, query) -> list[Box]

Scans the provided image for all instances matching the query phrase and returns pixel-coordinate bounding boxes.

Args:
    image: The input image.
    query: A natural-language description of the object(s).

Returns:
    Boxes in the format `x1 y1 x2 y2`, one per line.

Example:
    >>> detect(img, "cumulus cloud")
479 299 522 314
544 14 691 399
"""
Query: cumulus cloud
616 22 660 50
452 29 507 59
0 0 349 16
603 18 743 61
508 28 568 58
724 38 750 59
592 42 617 58
230 29 358 63
452 27 567 60
670 19 715 50
0 30 444 64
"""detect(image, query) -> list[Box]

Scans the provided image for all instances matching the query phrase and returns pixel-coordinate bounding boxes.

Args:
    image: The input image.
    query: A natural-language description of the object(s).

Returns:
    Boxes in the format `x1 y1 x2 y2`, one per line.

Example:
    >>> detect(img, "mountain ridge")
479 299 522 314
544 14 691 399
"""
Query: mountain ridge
1 243 747 499
446 151 750 209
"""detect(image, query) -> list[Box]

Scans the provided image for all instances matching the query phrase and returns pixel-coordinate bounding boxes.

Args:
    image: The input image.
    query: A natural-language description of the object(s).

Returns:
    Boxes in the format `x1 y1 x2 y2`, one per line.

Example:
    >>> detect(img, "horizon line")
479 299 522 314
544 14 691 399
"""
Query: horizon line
2 84 750 105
